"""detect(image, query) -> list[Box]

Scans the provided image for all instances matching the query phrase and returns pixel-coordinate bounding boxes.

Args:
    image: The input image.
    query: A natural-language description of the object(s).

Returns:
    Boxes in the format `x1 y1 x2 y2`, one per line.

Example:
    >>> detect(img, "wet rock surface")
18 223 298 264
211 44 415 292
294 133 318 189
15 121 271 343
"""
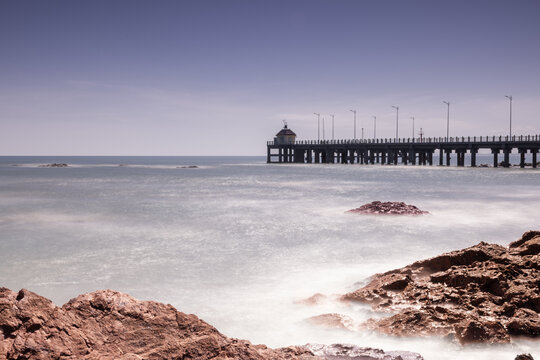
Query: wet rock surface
0 288 316 360
347 201 428 215
306 344 424 360
342 231 540 344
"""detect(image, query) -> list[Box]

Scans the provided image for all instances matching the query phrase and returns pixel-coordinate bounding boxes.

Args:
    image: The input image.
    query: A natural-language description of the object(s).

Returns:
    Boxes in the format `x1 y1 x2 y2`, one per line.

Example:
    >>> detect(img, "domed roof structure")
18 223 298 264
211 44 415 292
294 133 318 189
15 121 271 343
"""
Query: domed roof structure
275 125 296 137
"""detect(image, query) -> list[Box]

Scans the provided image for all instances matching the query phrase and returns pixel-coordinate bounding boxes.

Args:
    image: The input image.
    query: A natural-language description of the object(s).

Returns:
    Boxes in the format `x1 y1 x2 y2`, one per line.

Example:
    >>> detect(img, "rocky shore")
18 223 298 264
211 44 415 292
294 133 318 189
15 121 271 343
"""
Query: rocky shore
347 201 428 215
341 230 540 344
0 288 423 360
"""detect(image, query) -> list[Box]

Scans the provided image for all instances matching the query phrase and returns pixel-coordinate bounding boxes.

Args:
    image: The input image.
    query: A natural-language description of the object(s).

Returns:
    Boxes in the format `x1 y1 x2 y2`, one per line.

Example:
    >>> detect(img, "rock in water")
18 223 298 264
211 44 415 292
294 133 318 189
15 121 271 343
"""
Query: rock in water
38 163 68 167
306 344 424 360
341 231 540 344
347 201 428 215
0 288 315 359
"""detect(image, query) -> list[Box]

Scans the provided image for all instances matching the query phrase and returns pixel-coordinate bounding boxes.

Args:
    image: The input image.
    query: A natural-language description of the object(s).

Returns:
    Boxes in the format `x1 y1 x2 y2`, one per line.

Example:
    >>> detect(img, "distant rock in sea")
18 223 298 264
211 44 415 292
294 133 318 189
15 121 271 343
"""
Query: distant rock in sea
341 230 540 344
347 201 428 215
177 165 199 168
38 163 68 168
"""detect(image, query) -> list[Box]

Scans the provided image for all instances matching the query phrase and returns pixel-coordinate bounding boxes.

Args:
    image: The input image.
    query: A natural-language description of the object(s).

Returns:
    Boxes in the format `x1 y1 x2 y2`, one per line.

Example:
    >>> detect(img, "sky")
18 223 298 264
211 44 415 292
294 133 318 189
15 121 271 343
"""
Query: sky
1 0 539 155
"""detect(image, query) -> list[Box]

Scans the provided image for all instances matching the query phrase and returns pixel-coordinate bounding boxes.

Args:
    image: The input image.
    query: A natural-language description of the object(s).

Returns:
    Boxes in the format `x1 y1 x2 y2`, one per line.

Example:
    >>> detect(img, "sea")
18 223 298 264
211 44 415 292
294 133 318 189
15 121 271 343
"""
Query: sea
0 155 538 359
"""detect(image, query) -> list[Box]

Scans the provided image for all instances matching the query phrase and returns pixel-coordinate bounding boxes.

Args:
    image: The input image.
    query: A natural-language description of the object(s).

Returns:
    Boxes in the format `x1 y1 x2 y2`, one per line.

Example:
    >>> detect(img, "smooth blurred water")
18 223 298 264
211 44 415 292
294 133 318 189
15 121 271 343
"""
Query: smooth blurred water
0 156 538 359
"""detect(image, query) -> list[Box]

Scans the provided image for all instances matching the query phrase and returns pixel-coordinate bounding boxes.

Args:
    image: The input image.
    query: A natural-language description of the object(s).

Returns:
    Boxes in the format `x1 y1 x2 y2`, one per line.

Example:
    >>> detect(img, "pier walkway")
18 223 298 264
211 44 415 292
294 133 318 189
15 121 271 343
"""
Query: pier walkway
267 134 540 168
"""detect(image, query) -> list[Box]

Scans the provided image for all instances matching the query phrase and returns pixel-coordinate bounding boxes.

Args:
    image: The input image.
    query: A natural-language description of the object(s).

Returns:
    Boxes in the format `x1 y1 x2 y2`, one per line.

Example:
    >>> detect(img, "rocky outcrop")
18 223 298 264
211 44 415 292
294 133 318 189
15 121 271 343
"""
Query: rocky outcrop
341 231 540 344
347 201 428 215
0 289 426 360
0 288 316 360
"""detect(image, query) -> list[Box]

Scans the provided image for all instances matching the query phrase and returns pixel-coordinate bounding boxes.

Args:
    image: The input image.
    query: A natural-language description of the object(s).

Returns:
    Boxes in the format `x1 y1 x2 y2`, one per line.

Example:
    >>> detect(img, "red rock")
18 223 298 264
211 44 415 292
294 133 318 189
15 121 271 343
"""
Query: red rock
0 288 317 360
341 231 540 344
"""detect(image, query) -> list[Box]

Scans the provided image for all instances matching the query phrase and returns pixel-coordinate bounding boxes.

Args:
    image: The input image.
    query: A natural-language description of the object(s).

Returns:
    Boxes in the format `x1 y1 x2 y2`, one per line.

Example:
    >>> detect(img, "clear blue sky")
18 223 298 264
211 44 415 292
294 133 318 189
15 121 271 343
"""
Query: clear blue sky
1 0 539 155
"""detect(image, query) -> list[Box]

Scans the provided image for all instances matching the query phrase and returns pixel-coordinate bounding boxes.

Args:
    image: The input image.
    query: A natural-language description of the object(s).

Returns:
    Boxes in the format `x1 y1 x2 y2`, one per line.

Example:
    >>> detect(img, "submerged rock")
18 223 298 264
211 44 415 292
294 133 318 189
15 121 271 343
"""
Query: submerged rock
341 231 540 344
306 313 356 331
347 201 428 215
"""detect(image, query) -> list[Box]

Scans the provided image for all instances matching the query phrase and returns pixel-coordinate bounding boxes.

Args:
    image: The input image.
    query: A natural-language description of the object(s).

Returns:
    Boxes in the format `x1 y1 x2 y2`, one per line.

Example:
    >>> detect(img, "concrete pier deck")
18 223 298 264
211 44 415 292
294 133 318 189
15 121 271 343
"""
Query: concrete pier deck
267 134 540 168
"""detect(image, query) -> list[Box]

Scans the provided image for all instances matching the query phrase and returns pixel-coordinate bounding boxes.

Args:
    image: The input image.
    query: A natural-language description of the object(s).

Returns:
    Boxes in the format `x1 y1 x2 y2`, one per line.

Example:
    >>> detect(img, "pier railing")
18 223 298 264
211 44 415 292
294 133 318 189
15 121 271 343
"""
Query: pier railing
267 134 540 146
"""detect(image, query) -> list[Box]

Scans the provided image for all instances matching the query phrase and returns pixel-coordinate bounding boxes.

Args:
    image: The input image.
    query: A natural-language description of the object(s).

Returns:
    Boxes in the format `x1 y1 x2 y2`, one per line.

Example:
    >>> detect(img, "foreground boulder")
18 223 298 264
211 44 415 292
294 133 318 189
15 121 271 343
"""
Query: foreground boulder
341 231 540 344
0 288 315 359
347 201 428 215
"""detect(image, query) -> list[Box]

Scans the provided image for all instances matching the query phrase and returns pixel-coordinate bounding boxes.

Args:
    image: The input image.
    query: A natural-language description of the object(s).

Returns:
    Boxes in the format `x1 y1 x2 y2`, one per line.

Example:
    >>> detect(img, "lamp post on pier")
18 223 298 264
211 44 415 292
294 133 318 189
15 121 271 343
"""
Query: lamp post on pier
410 116 415 140
314 112 320 142
373 116 377 139
391 105 399 140
505 95 513 138
349 109 357 139
443 101 450 140
329 114 335 140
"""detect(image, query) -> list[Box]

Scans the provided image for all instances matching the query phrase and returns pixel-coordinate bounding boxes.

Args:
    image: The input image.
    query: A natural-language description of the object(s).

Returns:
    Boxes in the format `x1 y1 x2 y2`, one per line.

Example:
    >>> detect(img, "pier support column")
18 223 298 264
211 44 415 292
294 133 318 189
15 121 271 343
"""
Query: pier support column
410 150 416 165
381 152 386 165
457 151 465 166
503 149 511 166
376 152 379 163
470 149 477 167
446 150 451 166
492 149 500 168
306 150 313 163
267 147 271 163
403 151 408 165
314 151 320 163
278 148 283 163
533 150 538 168
393 151 398 165
371 151 375 164
321 151 327 163
428 152 433 166
518 149 526 168
439 147 444 166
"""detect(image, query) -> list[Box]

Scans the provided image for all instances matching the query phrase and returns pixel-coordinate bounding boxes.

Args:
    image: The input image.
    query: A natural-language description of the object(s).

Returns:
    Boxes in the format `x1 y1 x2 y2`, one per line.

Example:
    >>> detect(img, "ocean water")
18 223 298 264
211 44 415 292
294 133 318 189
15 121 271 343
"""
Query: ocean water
0 156 538 359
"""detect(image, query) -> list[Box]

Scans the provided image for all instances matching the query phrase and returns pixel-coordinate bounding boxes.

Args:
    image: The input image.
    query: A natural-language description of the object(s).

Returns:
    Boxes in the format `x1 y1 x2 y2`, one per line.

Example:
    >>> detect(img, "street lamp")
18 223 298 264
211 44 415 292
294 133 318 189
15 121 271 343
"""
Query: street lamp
322 117 325 140
505 95 513 138
329 114 335 140
349 109 357 139
443 101 450 140
314 112 320 142
410 116 415 140
373 116 377 139
391 105 399 140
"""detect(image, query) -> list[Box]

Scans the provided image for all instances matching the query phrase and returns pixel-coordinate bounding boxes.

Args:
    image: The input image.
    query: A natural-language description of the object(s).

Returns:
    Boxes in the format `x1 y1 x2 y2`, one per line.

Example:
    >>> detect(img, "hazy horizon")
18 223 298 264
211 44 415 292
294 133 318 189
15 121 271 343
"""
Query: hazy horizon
1 0 540 156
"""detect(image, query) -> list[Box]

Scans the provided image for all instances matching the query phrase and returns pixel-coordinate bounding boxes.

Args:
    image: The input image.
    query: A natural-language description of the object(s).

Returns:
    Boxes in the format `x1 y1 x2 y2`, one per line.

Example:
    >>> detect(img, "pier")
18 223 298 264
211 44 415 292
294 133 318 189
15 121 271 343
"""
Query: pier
267 134 540 168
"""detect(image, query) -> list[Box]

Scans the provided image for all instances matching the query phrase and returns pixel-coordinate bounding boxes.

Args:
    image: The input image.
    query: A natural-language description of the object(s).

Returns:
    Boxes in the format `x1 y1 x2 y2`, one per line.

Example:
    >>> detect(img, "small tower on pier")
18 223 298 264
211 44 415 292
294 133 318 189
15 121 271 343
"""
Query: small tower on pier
274 121 296 145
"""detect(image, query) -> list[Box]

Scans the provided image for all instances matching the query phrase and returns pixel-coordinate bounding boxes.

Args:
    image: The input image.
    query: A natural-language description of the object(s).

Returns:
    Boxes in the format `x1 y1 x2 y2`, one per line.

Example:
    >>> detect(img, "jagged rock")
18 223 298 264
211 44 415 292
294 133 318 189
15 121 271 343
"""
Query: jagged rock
515 354 534 360
341 231 540 344
306 344 424 360
347 201 428 215
0 288 317 360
